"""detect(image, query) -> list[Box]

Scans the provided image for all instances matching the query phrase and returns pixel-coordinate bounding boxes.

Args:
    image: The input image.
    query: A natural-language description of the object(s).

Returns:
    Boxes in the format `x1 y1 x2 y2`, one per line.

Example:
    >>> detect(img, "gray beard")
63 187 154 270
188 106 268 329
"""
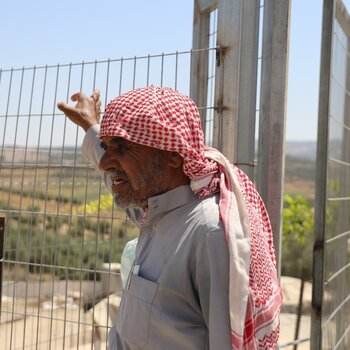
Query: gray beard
112 151 166 209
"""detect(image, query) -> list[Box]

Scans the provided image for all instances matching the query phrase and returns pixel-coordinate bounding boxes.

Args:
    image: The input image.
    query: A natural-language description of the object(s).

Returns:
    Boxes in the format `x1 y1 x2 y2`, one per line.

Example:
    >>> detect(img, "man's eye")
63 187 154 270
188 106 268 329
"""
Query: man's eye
110 139 129 154
116 144 127 155
100 141 107 150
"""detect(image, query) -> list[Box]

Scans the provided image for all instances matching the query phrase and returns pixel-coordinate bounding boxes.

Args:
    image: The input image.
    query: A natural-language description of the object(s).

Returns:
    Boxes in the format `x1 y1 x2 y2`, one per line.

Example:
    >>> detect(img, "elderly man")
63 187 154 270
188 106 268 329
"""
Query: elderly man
58 86 282 350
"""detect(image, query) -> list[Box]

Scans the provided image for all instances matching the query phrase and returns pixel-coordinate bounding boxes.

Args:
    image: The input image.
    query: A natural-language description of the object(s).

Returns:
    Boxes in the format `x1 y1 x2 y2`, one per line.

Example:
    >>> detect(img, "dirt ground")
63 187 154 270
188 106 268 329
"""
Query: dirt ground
1 276 311 349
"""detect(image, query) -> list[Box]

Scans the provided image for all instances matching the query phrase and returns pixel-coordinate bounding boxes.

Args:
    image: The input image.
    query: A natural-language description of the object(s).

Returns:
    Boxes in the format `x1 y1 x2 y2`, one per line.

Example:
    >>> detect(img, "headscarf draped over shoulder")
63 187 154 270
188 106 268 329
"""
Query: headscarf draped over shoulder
100 86 282 349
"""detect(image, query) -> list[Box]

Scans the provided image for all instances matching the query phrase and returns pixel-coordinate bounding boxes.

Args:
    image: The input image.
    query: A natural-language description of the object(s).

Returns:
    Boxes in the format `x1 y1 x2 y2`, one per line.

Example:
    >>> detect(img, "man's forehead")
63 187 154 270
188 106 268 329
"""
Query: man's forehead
100 136 170 156
100 136 131 145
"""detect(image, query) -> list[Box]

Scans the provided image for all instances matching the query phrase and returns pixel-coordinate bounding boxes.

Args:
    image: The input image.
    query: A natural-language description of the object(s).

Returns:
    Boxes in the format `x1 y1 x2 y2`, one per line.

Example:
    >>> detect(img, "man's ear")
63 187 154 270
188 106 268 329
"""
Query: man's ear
167 152 183 169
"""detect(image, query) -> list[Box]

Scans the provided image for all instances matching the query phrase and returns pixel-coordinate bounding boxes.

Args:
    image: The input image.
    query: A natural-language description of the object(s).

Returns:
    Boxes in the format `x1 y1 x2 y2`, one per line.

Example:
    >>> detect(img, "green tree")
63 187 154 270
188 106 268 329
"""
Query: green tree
282 194 314 280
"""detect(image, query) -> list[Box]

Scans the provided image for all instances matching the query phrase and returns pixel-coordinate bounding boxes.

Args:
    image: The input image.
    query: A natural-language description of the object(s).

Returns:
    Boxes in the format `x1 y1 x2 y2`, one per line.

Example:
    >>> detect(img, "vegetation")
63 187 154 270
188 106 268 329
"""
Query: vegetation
284 155 315 200
0 153 318 283
0 190 138 281
281 194 314 280
1 187 82 204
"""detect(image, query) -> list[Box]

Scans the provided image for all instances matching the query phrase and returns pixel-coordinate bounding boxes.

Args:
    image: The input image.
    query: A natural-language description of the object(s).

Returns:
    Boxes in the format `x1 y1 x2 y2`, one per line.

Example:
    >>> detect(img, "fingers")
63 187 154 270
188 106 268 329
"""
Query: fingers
96 99 102 110
57 89 101 116
91 89 100 103
71 92 83 102
57 89 101 131
57 102 77 116
91 90 102 120
71 90 100 105
57 101 69 113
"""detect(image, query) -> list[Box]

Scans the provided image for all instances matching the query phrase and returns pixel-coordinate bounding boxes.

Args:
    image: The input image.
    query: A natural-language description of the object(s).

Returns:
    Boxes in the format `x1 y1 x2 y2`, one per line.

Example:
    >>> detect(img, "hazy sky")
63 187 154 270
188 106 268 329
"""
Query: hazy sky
1 0 349 141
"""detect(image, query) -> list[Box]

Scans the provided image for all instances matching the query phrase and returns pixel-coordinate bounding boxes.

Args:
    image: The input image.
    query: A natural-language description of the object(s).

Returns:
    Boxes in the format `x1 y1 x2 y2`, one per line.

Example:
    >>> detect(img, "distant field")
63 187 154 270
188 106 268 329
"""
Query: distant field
0 151 317 283
284 155 315 200
0 153 317 212
0 163 139 282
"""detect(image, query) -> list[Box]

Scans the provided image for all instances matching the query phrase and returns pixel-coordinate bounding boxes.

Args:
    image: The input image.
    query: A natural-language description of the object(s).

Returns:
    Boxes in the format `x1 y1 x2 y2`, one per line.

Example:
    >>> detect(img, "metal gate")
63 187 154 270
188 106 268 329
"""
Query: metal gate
0 1 291 349
0 51 200 349
312 0 350 349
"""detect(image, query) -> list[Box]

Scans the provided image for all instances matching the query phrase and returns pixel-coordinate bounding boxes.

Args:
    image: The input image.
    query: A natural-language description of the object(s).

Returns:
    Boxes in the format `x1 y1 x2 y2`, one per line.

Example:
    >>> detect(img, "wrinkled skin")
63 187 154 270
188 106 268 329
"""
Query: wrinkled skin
57 91 190 209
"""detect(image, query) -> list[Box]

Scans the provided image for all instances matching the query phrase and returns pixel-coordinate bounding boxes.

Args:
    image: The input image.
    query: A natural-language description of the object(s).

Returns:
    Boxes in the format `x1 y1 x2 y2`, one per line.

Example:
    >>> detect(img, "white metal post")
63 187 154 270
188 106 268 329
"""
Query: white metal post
256 0 290 276
311 1 334 349
213 0 260 180
190 0 218 135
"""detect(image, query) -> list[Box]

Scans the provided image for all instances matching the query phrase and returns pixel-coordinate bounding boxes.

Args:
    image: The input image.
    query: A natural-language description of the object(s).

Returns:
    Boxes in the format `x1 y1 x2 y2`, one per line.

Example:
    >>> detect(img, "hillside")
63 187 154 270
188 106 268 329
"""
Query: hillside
284 155 315 200
1 142 317 200
285 140 316 161
284 141 316 200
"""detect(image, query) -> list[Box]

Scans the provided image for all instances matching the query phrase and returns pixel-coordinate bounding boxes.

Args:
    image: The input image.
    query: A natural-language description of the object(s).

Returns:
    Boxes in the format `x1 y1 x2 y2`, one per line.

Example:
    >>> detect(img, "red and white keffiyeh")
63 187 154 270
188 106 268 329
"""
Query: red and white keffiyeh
100 86 283 349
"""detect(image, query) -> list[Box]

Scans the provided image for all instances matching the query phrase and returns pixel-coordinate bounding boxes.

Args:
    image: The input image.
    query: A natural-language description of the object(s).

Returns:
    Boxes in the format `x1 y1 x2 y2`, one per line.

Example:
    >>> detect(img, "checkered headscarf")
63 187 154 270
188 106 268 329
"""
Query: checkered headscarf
100 86 282 349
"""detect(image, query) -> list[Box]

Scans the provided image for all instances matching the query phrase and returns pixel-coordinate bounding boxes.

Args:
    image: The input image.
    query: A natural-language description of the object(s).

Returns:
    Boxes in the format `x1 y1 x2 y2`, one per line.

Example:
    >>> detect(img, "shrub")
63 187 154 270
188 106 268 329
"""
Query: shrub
282 194 314 280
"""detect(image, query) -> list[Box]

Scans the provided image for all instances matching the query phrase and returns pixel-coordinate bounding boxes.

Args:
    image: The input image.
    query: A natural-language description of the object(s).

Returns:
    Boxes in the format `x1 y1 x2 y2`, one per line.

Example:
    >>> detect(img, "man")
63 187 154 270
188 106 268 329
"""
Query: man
58 86 282 350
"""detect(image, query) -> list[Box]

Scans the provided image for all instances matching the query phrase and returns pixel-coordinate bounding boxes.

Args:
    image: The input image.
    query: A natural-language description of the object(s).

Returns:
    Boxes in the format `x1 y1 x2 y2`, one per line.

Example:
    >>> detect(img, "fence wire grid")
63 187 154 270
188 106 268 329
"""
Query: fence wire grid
0 47 219 350
322 11 350 350
0 0 326 349
312 0 350 349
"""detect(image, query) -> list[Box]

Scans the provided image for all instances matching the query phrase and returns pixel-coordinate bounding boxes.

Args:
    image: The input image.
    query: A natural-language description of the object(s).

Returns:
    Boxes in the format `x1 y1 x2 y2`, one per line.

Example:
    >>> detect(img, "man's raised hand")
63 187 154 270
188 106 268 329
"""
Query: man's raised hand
57 89 101 132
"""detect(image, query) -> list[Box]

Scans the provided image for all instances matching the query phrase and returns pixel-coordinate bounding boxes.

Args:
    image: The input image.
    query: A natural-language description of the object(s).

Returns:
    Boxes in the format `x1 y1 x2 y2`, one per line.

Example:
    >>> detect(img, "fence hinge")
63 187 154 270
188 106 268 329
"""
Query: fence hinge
215 45 227 67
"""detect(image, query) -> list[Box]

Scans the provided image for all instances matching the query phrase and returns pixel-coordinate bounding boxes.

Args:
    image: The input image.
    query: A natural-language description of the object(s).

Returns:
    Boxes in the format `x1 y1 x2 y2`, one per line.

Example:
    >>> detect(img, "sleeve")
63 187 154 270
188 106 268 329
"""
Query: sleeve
81 125 143 228
194 229 232 350
82 124 112 191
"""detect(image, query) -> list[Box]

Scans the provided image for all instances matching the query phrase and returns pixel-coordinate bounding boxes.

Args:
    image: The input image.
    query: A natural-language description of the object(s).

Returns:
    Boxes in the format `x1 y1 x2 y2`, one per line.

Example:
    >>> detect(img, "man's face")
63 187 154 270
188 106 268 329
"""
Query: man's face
99 137 167 208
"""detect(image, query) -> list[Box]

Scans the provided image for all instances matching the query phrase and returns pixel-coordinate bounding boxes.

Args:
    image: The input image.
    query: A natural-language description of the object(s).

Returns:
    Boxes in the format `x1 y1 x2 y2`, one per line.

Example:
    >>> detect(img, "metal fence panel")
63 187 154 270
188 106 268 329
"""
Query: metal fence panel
0 0 291 348
312 1 350 349
0 50 209 349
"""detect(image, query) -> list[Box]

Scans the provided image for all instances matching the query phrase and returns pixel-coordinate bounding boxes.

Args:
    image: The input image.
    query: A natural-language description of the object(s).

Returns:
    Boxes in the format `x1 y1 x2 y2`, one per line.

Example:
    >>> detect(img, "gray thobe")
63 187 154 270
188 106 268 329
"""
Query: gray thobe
83 125 232 350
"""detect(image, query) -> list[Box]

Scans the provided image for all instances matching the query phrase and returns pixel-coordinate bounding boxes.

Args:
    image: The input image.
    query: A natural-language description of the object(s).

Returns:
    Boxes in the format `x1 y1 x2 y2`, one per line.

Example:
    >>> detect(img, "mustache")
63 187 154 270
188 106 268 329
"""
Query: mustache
107 169 128 180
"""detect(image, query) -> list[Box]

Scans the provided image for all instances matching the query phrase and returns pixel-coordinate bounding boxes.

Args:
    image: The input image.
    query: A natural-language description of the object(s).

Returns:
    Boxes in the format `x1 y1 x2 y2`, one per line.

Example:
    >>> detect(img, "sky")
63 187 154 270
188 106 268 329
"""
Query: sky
0 0 349 142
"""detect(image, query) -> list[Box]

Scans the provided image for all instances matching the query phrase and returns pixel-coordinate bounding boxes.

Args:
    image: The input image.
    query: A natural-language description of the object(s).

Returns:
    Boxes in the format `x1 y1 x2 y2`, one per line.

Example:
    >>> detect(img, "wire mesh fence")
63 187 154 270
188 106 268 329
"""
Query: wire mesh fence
312 1 350 349
0 47 219 349
322 13 350 350
0 1 327 348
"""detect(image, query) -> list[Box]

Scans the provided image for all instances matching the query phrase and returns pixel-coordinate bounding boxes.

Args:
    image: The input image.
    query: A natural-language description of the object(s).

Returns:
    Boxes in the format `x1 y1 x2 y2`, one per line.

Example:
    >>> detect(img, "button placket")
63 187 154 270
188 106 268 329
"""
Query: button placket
151 198 159 210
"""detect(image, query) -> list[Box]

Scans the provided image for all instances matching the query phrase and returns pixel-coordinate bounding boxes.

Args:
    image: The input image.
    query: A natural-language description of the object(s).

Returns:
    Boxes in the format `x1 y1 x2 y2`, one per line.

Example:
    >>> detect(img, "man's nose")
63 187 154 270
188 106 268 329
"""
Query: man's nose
99 150 120 172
